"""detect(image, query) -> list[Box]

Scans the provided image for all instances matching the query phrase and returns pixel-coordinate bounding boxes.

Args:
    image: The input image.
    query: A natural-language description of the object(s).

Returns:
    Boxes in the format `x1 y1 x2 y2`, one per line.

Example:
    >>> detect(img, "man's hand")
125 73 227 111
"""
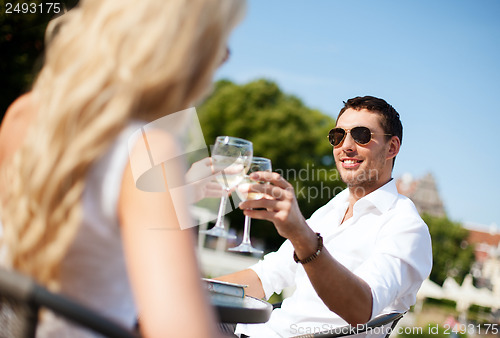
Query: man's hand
238 171 309 241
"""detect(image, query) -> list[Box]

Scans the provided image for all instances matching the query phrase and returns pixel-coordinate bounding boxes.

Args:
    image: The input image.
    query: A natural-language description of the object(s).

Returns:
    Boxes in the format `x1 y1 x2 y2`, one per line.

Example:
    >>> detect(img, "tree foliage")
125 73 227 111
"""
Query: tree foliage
197 79 344 251
422 214 475 286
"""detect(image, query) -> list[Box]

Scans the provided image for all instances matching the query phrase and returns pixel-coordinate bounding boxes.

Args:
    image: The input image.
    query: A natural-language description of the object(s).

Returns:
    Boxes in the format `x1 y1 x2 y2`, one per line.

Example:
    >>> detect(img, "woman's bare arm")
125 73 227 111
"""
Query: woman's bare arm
119 132 220 337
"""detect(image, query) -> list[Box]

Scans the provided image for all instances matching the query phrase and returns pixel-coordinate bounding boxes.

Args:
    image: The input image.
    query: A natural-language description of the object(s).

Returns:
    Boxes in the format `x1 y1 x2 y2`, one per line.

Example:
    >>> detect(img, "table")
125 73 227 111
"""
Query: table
210 293 272 324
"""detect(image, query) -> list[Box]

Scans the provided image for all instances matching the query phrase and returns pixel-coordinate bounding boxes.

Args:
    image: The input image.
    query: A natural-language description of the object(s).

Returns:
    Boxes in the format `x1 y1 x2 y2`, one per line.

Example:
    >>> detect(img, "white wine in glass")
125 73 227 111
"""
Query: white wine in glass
229 157 272 254
199 136 253 238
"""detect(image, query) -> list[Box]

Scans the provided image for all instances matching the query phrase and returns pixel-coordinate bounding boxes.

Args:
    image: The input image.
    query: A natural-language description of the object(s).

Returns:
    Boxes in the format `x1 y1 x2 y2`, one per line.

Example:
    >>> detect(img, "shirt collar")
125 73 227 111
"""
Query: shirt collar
353 179 399 214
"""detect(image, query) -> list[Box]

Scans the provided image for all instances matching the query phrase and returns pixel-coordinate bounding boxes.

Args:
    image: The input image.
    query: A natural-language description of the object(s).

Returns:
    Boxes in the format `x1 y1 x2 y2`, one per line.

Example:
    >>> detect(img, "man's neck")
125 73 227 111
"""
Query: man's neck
347 177 393 207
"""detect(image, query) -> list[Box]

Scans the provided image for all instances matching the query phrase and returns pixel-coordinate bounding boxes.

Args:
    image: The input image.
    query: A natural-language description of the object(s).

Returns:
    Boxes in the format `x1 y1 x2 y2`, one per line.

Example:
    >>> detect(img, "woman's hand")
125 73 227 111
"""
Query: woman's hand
185 157 224 203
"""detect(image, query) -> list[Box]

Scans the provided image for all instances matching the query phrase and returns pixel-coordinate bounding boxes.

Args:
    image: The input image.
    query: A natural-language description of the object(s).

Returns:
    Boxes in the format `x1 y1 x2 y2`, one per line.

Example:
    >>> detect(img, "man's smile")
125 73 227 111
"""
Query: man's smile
340 157 363 169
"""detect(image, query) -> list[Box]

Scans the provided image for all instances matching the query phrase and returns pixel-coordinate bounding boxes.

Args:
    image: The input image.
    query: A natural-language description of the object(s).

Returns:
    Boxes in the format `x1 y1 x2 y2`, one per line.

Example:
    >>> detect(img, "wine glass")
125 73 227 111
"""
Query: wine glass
200 136 253 238
228 157 271 254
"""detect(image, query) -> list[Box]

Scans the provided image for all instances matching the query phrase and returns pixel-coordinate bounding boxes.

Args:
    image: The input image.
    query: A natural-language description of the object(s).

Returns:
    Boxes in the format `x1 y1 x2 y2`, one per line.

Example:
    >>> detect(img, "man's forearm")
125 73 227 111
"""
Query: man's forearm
291 232 373 326
237 171 373 323
217 268 266 299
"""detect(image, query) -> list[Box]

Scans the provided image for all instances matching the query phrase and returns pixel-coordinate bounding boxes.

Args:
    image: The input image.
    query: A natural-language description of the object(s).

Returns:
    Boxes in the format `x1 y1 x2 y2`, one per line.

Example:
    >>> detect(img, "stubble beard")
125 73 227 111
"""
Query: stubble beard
343 168 377 186
339 165 385 198
335 148 390 197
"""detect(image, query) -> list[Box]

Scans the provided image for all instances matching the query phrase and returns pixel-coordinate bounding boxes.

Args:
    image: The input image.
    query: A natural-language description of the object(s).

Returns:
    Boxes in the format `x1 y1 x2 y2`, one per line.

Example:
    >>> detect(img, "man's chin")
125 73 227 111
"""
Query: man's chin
340 172 359 186
341 175 370 190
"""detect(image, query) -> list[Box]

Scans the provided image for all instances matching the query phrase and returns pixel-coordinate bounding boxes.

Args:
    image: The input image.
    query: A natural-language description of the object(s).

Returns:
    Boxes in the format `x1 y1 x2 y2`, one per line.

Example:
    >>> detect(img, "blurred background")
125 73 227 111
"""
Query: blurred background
2 0 499 336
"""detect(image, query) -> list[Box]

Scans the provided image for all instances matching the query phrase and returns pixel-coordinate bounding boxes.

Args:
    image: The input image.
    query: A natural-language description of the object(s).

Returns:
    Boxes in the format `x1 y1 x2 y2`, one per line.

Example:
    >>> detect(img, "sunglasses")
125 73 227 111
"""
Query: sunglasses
328 126 392 147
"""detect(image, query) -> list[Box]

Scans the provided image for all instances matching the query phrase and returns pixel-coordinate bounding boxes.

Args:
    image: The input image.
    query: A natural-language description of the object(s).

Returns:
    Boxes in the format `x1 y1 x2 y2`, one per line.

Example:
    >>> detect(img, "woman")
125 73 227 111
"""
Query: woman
0 0 246 336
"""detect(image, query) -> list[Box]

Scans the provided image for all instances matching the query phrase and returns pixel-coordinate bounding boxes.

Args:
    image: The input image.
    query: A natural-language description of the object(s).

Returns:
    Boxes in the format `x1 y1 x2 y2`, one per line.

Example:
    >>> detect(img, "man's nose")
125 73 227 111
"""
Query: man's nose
341 131 356 150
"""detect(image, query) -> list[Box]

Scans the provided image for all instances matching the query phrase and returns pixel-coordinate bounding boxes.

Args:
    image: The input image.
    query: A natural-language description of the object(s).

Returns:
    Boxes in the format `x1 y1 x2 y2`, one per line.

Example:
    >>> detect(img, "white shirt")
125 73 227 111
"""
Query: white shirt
236 180 432 338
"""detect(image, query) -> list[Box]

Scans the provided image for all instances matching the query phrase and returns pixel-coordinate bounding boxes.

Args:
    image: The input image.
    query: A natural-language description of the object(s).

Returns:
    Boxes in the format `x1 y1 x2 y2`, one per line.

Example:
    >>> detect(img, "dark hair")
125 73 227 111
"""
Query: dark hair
338 96 403 145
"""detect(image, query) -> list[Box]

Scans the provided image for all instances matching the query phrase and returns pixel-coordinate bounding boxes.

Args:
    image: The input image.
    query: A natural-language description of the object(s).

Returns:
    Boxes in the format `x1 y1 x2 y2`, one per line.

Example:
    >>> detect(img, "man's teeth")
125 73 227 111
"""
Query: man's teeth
344 160 358 164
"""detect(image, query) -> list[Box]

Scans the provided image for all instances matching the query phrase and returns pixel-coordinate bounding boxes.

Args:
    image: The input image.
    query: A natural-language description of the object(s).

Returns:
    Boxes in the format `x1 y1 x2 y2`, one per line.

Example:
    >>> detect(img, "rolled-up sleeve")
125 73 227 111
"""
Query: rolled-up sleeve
354 214 432 318
249 239 298 300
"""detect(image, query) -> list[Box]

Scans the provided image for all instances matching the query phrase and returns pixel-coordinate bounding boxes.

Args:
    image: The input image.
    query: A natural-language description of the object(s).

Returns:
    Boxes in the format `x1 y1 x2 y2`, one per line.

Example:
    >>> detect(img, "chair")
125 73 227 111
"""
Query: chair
0 267 139 338
292 311 406 338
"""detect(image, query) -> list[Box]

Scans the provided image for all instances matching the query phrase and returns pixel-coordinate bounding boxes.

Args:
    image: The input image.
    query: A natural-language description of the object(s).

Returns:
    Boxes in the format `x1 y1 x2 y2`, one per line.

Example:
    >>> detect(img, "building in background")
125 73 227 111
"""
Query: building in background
396 172 446 218
466 223 500 294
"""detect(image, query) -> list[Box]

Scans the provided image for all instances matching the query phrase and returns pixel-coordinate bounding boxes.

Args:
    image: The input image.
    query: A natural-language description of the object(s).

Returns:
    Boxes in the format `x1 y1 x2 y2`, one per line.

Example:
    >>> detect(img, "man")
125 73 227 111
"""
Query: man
219 96 432 337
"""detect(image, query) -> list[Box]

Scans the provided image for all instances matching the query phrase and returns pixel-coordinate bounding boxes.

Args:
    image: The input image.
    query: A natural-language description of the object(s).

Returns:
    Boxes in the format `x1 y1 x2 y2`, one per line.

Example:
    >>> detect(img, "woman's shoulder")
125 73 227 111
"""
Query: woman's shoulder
2 93 37 123
0 92 38 166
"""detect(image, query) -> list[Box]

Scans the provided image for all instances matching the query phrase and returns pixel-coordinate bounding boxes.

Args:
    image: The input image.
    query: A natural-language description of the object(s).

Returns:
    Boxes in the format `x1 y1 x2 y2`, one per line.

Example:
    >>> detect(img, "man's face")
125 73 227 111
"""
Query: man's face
333 108 394 194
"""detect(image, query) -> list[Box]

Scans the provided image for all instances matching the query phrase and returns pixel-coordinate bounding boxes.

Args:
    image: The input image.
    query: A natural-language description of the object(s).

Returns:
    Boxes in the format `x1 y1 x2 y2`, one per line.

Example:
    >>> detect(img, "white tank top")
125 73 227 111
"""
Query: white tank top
37 121 144 337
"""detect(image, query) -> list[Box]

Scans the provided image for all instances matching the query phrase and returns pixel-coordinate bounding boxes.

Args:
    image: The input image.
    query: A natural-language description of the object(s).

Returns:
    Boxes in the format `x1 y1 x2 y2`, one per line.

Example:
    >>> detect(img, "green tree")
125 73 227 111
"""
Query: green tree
422 214 475 286
197 79 344 251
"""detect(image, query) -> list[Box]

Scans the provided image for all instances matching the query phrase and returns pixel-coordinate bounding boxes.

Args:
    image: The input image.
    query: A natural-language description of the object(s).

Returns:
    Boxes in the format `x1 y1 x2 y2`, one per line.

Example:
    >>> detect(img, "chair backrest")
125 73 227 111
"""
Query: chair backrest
0 268 39 338
0 267 139 338
293 311 406 338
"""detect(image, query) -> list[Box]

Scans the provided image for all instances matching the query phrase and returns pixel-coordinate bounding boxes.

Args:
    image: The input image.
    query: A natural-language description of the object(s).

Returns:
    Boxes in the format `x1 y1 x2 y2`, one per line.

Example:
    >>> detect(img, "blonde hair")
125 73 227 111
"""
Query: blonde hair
1 0 245 290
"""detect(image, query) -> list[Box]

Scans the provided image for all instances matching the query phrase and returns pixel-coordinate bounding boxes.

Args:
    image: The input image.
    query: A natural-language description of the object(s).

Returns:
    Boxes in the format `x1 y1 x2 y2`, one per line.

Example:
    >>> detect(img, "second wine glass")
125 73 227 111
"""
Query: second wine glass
229 157 272 254
199 136 253 238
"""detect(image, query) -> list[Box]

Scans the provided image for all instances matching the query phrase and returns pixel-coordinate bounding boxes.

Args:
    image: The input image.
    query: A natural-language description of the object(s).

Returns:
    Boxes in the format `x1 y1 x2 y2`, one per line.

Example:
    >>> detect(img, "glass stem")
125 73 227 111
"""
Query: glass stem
214 189 229 228
241 216 252 244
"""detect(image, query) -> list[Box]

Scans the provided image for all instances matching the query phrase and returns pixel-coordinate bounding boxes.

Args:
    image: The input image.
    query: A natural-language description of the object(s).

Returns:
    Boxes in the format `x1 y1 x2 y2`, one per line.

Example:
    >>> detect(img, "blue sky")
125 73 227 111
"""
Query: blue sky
215 0 500 229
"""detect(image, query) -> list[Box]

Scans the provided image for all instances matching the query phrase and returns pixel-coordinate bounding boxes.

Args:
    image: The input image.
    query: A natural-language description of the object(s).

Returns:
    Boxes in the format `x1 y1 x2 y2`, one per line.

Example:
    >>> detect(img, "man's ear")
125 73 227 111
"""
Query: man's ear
386 136 401 161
